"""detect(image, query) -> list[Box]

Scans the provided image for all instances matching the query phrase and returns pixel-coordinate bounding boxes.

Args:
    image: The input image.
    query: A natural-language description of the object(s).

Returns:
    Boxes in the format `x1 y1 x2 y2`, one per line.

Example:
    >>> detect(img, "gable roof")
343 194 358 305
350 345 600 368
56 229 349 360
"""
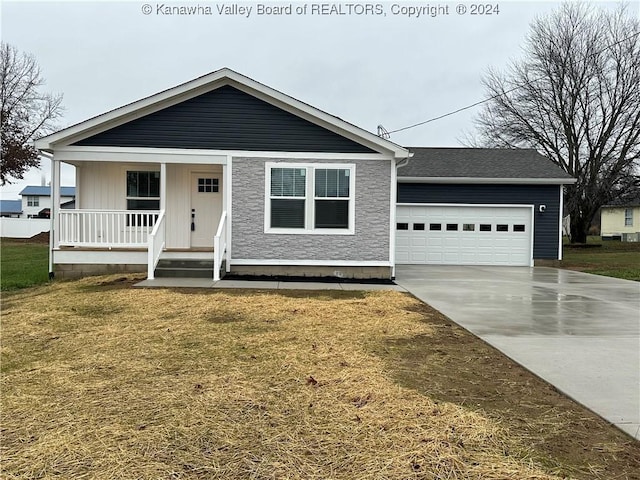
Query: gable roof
19 186 76 197
35 68 409 159
603 192 640 208
0 200 22 214
72 85 375 153
398 148 575 184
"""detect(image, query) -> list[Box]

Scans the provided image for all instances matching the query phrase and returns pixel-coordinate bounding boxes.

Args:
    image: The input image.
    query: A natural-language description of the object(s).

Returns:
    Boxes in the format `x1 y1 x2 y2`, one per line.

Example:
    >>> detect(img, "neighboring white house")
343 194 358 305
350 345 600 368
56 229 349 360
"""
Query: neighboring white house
601 194 640 242
0 188 76 238
19 186 75 218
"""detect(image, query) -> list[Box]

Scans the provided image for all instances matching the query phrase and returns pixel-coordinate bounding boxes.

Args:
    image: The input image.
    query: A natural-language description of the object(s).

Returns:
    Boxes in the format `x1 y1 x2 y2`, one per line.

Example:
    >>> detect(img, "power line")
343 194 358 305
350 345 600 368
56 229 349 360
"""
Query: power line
385 30 640 136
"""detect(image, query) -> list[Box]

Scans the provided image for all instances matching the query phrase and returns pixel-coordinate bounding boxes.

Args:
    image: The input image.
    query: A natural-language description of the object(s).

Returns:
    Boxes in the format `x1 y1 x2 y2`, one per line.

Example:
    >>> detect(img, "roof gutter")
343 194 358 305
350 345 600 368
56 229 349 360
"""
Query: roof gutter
397 176 577 185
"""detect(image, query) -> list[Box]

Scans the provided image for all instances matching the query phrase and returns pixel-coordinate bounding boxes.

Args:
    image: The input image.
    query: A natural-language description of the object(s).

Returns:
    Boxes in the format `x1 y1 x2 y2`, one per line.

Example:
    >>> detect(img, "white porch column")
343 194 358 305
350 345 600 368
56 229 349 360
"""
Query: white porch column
51 158 61 249
160 162 167 211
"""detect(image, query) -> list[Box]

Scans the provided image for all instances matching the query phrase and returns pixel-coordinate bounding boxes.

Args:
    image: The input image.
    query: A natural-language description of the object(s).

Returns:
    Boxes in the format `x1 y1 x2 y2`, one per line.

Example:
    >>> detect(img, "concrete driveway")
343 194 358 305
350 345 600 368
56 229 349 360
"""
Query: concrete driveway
395 265 640 439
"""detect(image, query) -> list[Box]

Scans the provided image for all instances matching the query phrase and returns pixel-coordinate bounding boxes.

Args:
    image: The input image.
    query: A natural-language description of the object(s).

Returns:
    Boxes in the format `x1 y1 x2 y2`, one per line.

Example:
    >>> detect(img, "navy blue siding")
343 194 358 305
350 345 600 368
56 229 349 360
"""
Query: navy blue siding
74 86 375 153
398 183 561 259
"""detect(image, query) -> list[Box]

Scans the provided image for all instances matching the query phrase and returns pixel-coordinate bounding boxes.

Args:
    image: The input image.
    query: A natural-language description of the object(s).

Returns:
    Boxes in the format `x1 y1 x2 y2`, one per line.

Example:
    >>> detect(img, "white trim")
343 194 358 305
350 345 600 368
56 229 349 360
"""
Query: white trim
49 158 59 273
390 159 398 277
225 156 232 272
223 151 386 160
264 162 356 235
263 229 356 236
529 205 535 267
558 185 564 261
398 176 577 185
159 163 167 211
35 68 409 159
52 160 61 249
397 202 535 208
74 165 81 209
230 259 392 267
53 249 147 265
54 145 389 164
53 146 228 165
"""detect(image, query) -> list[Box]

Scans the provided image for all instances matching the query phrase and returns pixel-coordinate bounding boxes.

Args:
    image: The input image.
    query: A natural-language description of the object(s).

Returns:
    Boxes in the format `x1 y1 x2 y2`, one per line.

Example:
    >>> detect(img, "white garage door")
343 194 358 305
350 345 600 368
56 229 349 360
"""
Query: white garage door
396 205 533 266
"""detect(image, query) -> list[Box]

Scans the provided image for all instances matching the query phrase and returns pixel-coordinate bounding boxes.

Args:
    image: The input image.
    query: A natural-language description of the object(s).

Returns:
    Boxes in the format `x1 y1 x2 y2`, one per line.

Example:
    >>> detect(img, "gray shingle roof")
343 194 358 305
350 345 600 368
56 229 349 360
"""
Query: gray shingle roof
399 148 574 181
604 192 640 207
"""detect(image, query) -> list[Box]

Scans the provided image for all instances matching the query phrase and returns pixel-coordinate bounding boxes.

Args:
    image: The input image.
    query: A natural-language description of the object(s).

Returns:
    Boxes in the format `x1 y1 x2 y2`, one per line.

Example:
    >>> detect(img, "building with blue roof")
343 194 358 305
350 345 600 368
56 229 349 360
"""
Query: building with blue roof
0 200 23 218
18 186 76 218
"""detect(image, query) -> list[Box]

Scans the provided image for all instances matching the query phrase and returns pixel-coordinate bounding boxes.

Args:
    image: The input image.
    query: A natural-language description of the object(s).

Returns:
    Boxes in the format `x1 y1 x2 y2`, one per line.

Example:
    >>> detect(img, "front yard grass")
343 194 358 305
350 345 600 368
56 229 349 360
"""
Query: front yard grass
1 275 638 479
540 237 640 281
0 240 49 291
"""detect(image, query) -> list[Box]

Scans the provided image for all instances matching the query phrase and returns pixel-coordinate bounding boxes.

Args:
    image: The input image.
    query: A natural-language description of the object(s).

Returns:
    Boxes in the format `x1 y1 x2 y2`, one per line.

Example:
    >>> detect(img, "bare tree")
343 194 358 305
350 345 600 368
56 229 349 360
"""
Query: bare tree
473 3 640 243
1 43 63 185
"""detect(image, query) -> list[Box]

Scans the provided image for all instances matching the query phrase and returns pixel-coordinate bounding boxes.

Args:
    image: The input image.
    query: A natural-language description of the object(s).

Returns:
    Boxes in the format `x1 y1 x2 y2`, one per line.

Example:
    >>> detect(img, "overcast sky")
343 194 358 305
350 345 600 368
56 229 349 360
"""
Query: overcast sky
0 0 630 198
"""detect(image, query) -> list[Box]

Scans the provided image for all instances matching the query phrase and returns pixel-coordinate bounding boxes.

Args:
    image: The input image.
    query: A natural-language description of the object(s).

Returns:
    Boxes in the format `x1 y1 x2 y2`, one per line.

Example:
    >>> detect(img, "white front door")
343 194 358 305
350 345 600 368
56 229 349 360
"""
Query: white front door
395 205 533 266
190 173 222 248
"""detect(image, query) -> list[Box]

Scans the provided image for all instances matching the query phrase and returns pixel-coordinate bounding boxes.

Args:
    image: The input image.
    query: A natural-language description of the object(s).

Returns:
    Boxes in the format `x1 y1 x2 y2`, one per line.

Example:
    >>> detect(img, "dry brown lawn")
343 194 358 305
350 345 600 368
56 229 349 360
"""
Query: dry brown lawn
1 274 638 479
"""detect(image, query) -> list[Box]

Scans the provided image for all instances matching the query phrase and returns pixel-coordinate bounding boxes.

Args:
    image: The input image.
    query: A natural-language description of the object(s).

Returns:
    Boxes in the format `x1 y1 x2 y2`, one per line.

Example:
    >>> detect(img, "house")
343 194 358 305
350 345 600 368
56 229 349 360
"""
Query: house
35 68 409 280
19 186 76 218
0 200 22 218
35 68 574 281
397 148 574 265
601 194 640 241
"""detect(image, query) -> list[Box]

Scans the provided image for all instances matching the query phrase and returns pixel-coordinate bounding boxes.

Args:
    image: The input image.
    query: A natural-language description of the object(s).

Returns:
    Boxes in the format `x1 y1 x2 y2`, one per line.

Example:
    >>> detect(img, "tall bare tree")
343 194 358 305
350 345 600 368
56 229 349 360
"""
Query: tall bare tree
473 3 640 243
1 43 63 185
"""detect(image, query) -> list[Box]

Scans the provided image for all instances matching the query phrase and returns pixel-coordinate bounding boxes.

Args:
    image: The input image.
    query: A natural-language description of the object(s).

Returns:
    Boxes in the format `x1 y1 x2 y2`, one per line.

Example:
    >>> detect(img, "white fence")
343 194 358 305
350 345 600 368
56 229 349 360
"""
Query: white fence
0 217 50 238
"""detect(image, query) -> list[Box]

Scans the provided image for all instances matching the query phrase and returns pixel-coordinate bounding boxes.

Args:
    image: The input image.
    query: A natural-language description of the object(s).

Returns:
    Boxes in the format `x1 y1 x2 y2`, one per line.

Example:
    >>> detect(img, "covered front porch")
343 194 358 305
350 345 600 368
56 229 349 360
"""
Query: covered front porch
49 147 232 280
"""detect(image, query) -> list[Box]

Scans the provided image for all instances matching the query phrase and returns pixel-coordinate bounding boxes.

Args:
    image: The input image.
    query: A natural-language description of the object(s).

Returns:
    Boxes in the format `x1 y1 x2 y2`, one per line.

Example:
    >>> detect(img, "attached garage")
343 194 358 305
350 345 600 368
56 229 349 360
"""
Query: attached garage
395 148 575 267
396 205 533 266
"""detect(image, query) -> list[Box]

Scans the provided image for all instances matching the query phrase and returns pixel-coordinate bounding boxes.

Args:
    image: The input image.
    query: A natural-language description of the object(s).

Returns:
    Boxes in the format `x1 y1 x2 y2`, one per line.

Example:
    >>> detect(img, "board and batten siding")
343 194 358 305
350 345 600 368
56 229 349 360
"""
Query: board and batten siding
73 86 375 154
77 162 126 210
232 157 391 262
76 162 221 249
397 183 561 259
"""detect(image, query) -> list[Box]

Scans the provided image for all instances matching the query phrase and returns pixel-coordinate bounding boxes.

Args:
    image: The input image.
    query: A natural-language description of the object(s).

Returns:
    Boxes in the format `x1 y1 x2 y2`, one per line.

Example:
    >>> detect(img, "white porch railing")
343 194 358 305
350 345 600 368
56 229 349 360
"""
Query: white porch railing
213 210 227 281
59 210 160 247
147 210 166 280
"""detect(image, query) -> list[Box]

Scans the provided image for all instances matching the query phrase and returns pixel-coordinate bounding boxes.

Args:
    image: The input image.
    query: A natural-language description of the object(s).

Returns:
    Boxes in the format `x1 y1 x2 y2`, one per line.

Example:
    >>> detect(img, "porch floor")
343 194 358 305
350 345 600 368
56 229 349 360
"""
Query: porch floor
134 278 406 291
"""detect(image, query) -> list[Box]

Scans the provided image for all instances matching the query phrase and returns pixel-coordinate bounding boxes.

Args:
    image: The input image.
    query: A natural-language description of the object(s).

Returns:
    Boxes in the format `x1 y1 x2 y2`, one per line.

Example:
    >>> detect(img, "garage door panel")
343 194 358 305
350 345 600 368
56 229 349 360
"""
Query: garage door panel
396 237 410 247
396 205 532 266
426 238 444 247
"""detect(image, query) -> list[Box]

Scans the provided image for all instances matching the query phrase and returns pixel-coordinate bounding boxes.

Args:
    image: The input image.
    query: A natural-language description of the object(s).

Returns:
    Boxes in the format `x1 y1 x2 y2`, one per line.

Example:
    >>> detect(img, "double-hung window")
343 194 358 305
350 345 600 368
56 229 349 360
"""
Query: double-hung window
127 171 160 210
27 196 39 207
624 208 633 227
266 163 355 234
126 170 160 226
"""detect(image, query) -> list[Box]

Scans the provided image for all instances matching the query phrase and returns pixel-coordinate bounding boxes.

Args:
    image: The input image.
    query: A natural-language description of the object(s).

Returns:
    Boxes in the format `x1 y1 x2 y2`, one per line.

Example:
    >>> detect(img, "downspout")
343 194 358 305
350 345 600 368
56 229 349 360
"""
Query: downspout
396 157 410 169
390 152 412 279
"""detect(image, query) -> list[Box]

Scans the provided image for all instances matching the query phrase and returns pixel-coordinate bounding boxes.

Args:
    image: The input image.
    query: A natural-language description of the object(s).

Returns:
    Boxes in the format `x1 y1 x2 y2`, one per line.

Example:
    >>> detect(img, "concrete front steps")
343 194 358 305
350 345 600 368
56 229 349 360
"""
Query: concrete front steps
154 259 215 279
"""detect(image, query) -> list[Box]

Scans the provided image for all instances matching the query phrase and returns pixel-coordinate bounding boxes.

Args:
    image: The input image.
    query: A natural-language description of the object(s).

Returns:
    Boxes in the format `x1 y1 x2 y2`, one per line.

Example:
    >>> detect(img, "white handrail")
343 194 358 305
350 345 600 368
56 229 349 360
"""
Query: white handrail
147 210 166 280
59 210 160 247
213 210 227 281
